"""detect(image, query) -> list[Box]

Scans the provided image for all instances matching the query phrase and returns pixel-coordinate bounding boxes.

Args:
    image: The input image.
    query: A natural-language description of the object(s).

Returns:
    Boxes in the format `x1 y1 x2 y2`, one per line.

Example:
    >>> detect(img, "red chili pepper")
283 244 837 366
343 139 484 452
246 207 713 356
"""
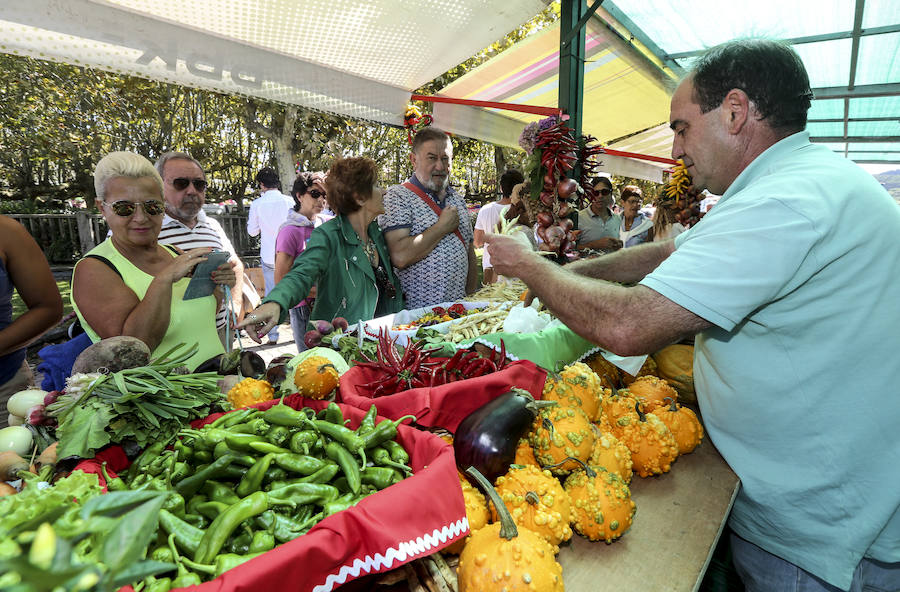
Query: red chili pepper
443 349 466 372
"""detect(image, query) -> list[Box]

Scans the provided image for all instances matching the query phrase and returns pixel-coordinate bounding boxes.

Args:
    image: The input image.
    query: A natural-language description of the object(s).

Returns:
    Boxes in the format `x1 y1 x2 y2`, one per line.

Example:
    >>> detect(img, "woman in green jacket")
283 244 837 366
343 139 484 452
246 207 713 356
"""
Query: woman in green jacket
240 157 404 342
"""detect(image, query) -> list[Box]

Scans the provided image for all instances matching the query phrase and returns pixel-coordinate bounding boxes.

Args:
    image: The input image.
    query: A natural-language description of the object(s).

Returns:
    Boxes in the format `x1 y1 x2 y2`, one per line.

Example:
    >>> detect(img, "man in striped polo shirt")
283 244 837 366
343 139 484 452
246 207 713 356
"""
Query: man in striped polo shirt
155 151 245 347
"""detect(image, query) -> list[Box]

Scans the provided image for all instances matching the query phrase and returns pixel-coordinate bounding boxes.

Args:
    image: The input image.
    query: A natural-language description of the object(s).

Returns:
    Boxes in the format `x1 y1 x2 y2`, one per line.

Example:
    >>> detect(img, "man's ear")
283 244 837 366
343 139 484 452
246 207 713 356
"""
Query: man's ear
722 88 751 134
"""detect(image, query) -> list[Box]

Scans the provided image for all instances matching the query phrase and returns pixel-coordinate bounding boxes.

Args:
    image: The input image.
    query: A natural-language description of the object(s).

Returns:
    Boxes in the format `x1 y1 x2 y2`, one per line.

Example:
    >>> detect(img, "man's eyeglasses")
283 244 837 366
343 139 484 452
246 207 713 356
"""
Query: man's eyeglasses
625 197 643 206
101 199 165 217
170 177 208 192
373 265 397 299
307 189 326 199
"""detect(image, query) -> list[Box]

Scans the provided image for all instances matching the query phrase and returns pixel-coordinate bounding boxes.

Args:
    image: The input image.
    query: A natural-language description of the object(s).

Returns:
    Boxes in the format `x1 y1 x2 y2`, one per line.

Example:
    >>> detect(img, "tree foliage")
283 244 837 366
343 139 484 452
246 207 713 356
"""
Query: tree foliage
0 2 562 210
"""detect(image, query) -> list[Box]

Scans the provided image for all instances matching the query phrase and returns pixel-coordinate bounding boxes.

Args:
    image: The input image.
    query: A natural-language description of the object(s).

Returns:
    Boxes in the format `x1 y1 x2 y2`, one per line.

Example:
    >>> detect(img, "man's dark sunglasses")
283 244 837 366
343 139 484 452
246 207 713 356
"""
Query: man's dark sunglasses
307 189 326 199
171 177 208 191
101 199 165 217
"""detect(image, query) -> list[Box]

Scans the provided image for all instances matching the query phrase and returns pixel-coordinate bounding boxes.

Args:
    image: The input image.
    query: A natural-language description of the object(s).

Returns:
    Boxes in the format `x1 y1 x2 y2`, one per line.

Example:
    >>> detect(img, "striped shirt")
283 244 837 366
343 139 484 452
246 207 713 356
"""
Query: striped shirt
158 211 237 328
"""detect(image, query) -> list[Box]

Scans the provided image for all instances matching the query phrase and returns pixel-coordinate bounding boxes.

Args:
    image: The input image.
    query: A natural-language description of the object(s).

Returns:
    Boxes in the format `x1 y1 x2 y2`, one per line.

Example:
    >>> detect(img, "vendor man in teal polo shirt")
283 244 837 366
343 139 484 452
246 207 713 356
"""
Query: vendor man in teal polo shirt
487 38 900 592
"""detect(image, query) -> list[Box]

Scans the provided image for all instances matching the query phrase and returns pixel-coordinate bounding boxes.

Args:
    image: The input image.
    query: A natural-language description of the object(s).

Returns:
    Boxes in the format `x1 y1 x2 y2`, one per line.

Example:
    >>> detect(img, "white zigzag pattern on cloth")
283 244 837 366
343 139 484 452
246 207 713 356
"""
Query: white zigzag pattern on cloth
312 517 469 592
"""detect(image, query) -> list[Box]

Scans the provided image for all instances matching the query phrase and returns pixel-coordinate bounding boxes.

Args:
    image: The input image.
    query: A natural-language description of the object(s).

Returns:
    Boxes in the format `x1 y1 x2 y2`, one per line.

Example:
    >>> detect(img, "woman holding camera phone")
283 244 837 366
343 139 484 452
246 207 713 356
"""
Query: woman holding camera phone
71 152 236 370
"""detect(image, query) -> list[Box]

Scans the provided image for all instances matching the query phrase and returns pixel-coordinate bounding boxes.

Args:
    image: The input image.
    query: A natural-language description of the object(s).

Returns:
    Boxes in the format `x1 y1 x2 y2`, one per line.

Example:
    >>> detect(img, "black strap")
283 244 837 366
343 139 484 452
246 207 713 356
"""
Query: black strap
84 254 122 278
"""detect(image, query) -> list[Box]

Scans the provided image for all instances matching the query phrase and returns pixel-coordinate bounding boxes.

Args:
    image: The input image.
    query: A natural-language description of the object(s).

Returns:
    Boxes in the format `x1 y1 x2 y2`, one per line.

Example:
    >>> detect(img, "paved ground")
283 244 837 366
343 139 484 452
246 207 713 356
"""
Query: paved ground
234 323 302 365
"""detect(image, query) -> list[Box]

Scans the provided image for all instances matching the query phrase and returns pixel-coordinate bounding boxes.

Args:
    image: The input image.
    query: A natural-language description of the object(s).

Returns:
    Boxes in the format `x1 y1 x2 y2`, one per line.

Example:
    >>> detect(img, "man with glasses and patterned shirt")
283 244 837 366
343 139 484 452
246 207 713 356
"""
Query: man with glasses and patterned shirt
381 126 478 308
155 151 244 346
576 174 623 253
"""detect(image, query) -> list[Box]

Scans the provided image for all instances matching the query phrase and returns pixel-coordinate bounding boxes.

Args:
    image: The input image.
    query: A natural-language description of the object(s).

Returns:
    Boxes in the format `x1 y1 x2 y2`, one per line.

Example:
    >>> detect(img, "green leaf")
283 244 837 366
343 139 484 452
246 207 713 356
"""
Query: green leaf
139 401 173 420
81 490 164 521
109 559 176 588
55 403 114 459
101 493 167 575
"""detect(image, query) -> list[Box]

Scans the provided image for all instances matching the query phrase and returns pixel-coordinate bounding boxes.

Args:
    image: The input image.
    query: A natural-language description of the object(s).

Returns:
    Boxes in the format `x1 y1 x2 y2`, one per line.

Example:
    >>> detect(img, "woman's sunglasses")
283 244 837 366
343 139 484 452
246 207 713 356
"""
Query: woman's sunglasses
307 189 326 199
594 187 612 196
171 177 208 191
101 199 166 217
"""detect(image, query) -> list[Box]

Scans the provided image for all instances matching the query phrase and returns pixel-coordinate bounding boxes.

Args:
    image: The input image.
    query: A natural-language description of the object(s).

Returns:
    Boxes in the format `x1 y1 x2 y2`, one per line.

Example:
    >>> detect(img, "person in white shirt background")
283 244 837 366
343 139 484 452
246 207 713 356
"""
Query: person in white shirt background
474 168 524 284
247 167 292 344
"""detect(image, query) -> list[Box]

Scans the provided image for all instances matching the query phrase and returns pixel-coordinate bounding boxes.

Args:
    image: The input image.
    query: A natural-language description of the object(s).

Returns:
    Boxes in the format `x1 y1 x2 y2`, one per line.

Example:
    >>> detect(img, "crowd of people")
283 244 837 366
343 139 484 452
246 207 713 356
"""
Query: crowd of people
3 35 897 592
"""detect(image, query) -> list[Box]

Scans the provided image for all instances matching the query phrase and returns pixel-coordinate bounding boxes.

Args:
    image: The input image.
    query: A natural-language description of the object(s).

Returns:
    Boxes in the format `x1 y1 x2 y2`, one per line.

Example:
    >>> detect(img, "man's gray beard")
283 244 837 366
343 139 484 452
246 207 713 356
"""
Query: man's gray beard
422 175 449 192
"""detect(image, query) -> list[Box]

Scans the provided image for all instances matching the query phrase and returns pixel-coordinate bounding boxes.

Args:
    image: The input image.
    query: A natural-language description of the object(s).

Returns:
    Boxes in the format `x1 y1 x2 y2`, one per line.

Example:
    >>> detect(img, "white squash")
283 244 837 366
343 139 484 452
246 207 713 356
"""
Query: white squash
7 389 47 418
0 426 33 456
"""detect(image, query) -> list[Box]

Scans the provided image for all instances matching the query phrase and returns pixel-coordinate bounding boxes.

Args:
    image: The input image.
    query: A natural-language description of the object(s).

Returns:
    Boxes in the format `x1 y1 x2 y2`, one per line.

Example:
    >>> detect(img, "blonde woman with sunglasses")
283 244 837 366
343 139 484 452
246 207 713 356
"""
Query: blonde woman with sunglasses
71 152 236 370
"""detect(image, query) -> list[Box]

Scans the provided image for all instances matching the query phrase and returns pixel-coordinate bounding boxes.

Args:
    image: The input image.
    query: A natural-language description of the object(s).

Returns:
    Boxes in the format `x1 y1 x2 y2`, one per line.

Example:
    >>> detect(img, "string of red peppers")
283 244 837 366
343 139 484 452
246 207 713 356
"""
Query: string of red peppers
356 329 509 397
535 121 578 177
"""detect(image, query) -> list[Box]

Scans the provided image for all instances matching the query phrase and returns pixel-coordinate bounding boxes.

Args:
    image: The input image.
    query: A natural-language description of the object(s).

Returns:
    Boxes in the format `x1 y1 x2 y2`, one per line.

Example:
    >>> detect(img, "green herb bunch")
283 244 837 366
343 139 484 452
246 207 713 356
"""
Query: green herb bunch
47 344 226 460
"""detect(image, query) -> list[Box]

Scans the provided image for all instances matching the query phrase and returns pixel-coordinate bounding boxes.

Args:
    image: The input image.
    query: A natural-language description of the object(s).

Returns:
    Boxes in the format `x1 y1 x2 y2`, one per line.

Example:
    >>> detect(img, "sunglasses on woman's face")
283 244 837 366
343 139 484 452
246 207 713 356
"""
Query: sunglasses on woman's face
594 187 612 196
170 177 208 191
101 199 166 217
307 189 326 199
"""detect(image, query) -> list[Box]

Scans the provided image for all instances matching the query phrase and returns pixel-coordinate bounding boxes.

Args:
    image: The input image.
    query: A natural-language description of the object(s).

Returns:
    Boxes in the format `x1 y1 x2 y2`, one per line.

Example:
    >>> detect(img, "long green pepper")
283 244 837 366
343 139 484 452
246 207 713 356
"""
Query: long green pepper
194 491 269 564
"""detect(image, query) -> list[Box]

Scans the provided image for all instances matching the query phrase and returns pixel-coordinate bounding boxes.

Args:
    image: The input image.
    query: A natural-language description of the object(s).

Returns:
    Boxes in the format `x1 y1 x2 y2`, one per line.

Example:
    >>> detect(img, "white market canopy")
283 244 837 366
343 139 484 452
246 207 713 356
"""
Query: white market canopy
434 0 900 171
0 0 546 126
2 0 899 176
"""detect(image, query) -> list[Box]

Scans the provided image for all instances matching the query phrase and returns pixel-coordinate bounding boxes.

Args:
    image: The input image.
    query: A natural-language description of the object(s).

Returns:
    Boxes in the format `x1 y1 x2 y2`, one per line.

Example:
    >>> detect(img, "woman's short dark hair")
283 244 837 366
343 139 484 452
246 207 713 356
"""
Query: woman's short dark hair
620 185 643 201
325 157 377 215
291 171 326 211
691 38 812 134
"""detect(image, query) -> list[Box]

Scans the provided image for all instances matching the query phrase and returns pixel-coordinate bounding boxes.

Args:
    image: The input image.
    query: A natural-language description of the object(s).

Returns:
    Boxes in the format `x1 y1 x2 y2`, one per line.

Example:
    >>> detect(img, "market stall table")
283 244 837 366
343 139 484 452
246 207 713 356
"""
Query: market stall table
559 437 739 591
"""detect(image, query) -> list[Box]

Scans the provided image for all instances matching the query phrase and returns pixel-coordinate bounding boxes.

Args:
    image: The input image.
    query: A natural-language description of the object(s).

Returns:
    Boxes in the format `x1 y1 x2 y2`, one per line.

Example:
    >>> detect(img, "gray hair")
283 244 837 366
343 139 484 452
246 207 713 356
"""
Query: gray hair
155 151 204 178
94 152 164 200
411 126 452 154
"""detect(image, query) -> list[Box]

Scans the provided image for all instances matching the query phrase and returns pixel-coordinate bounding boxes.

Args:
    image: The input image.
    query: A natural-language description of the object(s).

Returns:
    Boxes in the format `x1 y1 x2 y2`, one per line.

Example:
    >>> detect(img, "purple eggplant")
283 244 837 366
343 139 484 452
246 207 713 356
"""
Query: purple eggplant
453 388 557 484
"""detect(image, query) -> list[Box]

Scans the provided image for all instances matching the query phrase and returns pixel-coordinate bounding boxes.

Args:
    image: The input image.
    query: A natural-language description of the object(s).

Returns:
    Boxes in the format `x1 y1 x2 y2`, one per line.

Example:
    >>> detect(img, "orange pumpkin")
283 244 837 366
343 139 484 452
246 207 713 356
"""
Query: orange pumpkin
542 361 605 421
610 401 679 478
492 465 573 547
457 468 565 592
564 463 635 543
653 398 704 454
625 375 678 412
588 429 634 484
599 389 640 429
531 407 595 475
652 344 696 405
513 437 540 467
293 356 340 399
445 474 491 554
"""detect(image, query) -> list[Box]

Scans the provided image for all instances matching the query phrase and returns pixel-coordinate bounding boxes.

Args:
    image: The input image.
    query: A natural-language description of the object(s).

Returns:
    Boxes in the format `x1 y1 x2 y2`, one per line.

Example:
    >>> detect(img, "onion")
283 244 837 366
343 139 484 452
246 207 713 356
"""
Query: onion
7 414 23 427
557 178 578 199
0 426 33 456
7 389 47 417
536 212 554 228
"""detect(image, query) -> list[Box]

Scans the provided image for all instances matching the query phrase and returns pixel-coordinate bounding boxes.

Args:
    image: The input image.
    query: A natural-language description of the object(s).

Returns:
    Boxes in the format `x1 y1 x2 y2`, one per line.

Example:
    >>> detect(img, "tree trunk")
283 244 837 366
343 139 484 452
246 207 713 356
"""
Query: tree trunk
494 145 506 177
274 106 298 191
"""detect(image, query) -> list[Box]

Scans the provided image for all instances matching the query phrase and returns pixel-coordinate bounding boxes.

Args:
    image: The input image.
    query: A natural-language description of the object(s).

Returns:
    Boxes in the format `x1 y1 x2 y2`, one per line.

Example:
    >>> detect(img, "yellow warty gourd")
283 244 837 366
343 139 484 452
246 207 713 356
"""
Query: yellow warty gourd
565 464 635 543
492 465 573 548
226 377 274 409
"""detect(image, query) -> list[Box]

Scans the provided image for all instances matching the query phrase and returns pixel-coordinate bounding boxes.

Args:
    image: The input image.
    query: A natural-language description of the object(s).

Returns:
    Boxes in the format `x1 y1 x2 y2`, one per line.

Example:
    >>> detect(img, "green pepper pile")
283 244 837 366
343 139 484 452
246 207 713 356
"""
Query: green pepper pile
115 400 416 591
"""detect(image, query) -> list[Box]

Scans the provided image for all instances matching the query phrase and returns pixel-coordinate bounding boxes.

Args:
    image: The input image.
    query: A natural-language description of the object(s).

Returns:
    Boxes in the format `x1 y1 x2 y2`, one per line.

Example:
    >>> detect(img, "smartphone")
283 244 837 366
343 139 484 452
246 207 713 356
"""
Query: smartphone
183 250 231 300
